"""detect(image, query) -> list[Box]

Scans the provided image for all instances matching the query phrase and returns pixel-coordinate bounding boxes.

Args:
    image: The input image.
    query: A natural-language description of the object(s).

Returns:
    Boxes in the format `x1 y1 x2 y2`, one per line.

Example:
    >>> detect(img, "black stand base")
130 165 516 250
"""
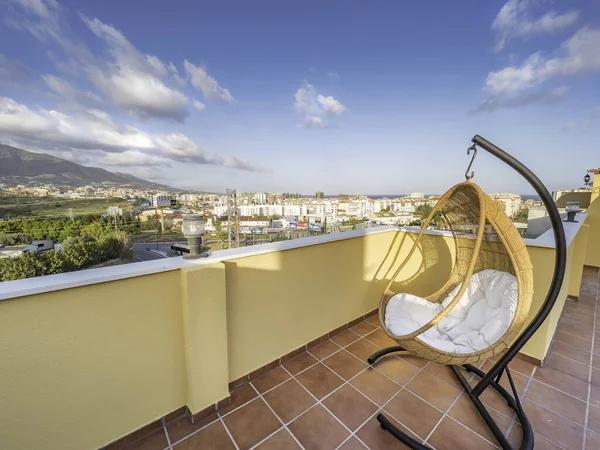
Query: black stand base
368 347 533 450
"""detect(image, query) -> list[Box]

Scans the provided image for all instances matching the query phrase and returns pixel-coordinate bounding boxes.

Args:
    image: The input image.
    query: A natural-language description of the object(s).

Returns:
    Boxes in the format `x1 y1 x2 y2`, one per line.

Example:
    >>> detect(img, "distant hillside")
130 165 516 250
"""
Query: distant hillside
0 145 170 189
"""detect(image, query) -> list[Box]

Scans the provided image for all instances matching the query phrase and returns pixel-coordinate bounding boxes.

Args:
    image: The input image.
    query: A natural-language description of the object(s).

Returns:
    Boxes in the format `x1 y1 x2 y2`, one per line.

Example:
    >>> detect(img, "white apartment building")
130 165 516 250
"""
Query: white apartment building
489 193 522 218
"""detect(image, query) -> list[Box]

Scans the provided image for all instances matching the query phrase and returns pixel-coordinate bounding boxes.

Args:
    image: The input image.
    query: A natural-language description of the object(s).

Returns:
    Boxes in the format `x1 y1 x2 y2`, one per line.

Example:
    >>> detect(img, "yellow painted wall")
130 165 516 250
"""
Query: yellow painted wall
569 224 589 297
180 264 230 414
519 241 575 361
585 197 600 268
0 271 187 450
223 230 455 381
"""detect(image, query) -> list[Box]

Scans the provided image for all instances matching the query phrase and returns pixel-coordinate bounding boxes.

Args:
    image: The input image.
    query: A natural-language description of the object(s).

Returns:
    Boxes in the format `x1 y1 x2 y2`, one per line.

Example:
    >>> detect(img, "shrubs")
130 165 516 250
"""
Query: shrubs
0 235 133 282
0 233 31 246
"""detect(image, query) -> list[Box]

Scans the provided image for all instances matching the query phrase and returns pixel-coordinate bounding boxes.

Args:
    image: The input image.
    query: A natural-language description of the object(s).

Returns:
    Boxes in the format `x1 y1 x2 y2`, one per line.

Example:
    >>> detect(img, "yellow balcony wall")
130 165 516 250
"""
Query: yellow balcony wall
0 271 187 450
0 217 592 449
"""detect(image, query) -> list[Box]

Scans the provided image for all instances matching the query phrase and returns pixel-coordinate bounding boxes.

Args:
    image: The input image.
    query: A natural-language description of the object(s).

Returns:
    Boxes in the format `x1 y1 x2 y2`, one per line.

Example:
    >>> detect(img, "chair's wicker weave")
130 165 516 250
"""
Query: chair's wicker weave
378 181 534 365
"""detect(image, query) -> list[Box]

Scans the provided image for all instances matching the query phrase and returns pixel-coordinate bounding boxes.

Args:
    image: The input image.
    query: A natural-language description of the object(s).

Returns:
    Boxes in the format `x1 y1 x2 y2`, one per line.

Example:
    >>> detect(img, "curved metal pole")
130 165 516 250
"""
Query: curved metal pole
469 135 567 397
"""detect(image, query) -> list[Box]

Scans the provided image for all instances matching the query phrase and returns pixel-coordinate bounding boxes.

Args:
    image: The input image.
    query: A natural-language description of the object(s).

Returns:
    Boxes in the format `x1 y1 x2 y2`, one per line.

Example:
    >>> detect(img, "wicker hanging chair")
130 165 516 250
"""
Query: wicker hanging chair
377 180 534 366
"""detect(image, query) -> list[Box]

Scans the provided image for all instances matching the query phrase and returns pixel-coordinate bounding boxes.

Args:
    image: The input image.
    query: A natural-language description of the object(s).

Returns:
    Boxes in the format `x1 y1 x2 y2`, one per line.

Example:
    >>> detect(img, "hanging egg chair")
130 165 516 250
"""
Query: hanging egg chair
368 135 567 450
377 180 534 365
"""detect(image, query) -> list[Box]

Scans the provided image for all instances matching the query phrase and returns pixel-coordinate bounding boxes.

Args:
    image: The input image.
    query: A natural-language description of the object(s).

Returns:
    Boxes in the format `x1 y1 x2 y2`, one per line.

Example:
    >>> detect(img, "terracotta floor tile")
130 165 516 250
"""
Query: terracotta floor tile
349 367 400 406
547 352 590 382
592 384 600 408
322 349 367 380
553 330 592 351
167 413 219 444
308 340 341 360
337 436 367 449
560 314 595 329
428 416 497 450
372 354 421 386
363 328 397 348
322 384 378 431
406 371 460 411
282 352 318 375
263 379 316 423
551 340 592 365
592 367 600 386
255 429 301 450
589 405 600 434
330 330 360 348
173 421 235 450
398 353 429 368
356 414 422 449
533 365 589 400
116 428 168 450
251 366 291 394
507 424 563 450
525 379 587 425
219 383 258 416
522 399 583 450
467 365 526 418
384 389 443 440
447 394 512 444
586 429 600 449
556 322 593 340
424 363 465 390
345 338 381 362
288 405 350 450
296 362 344 400
349 320 377 336
222 398 282 450
365 314 381 327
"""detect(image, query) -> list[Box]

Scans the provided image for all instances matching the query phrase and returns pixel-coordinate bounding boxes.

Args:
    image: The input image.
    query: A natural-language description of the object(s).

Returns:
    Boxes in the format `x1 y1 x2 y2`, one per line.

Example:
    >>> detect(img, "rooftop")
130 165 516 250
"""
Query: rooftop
112 266 600 450
0 202 599 450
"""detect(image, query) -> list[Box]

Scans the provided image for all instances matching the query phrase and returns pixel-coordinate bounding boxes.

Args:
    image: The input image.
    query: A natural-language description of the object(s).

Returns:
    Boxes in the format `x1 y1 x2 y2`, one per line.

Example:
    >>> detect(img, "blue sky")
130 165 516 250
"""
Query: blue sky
1 0 599 195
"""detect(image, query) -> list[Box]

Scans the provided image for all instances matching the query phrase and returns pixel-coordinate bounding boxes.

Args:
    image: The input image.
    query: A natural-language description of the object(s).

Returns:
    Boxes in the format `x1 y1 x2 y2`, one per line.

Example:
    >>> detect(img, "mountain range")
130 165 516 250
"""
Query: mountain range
0 145 169 189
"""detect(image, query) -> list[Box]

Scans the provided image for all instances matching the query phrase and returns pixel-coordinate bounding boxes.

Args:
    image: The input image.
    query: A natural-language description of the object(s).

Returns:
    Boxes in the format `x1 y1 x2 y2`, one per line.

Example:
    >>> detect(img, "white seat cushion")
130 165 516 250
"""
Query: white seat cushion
385 269 518 355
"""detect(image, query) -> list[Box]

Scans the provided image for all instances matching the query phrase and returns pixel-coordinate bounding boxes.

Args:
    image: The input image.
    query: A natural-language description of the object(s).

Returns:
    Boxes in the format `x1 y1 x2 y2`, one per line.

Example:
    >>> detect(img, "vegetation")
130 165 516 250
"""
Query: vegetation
214 220 228 249
0 216 140 242
0 234 135 282
513 207 529 221
414 204 445 228
0 195 133 220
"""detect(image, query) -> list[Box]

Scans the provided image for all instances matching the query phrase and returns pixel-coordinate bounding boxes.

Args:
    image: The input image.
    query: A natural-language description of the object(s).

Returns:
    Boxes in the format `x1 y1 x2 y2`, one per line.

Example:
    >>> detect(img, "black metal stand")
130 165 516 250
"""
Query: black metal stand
368 135 567 450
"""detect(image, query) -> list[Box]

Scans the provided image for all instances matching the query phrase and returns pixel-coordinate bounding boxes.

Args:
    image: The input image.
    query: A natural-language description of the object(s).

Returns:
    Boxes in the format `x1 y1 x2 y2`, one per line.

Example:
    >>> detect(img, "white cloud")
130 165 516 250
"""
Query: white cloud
473 86 567 113
326 71 339 80
305 116 324 128
317 95 346 116
184 60 233 102
80 15 189 121
492 0 579 52
0 54 31 82
294 81 346 127
42 74 103 106
486 27 600 94
560 121 576 133
193 100 206 113
98 150 169 167
0 97 265 171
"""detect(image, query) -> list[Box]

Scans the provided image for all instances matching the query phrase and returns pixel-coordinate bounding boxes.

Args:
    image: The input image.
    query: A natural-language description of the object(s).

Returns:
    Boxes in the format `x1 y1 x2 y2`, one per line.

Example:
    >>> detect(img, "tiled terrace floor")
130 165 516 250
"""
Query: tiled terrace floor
125 267 600 450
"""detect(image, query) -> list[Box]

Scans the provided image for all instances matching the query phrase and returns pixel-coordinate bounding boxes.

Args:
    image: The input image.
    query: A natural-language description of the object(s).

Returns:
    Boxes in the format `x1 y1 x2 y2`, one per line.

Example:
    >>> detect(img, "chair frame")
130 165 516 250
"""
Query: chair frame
368 135 567 450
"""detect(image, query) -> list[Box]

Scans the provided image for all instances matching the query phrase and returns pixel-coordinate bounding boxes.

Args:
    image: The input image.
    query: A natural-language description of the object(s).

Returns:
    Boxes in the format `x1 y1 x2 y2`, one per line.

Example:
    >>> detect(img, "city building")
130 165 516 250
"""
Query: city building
148 193 177 207
316 191 324 199
489 193 522 218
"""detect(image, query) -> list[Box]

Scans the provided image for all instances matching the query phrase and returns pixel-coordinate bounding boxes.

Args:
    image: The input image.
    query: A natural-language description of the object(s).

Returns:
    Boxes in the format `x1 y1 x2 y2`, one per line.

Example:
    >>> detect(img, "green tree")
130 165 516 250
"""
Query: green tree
513 208 529 221
215 220 228 249
414 204 445 228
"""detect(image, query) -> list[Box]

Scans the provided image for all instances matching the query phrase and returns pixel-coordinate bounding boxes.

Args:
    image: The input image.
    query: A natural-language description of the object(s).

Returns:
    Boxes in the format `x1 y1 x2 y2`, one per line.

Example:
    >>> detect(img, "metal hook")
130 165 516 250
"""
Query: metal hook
465 144 477 180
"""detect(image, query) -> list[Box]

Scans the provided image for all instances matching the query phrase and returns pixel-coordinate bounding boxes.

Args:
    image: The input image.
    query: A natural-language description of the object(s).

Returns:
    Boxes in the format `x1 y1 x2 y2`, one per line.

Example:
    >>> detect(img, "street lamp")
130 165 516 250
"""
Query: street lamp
182 214 206 259
584 173 591 189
